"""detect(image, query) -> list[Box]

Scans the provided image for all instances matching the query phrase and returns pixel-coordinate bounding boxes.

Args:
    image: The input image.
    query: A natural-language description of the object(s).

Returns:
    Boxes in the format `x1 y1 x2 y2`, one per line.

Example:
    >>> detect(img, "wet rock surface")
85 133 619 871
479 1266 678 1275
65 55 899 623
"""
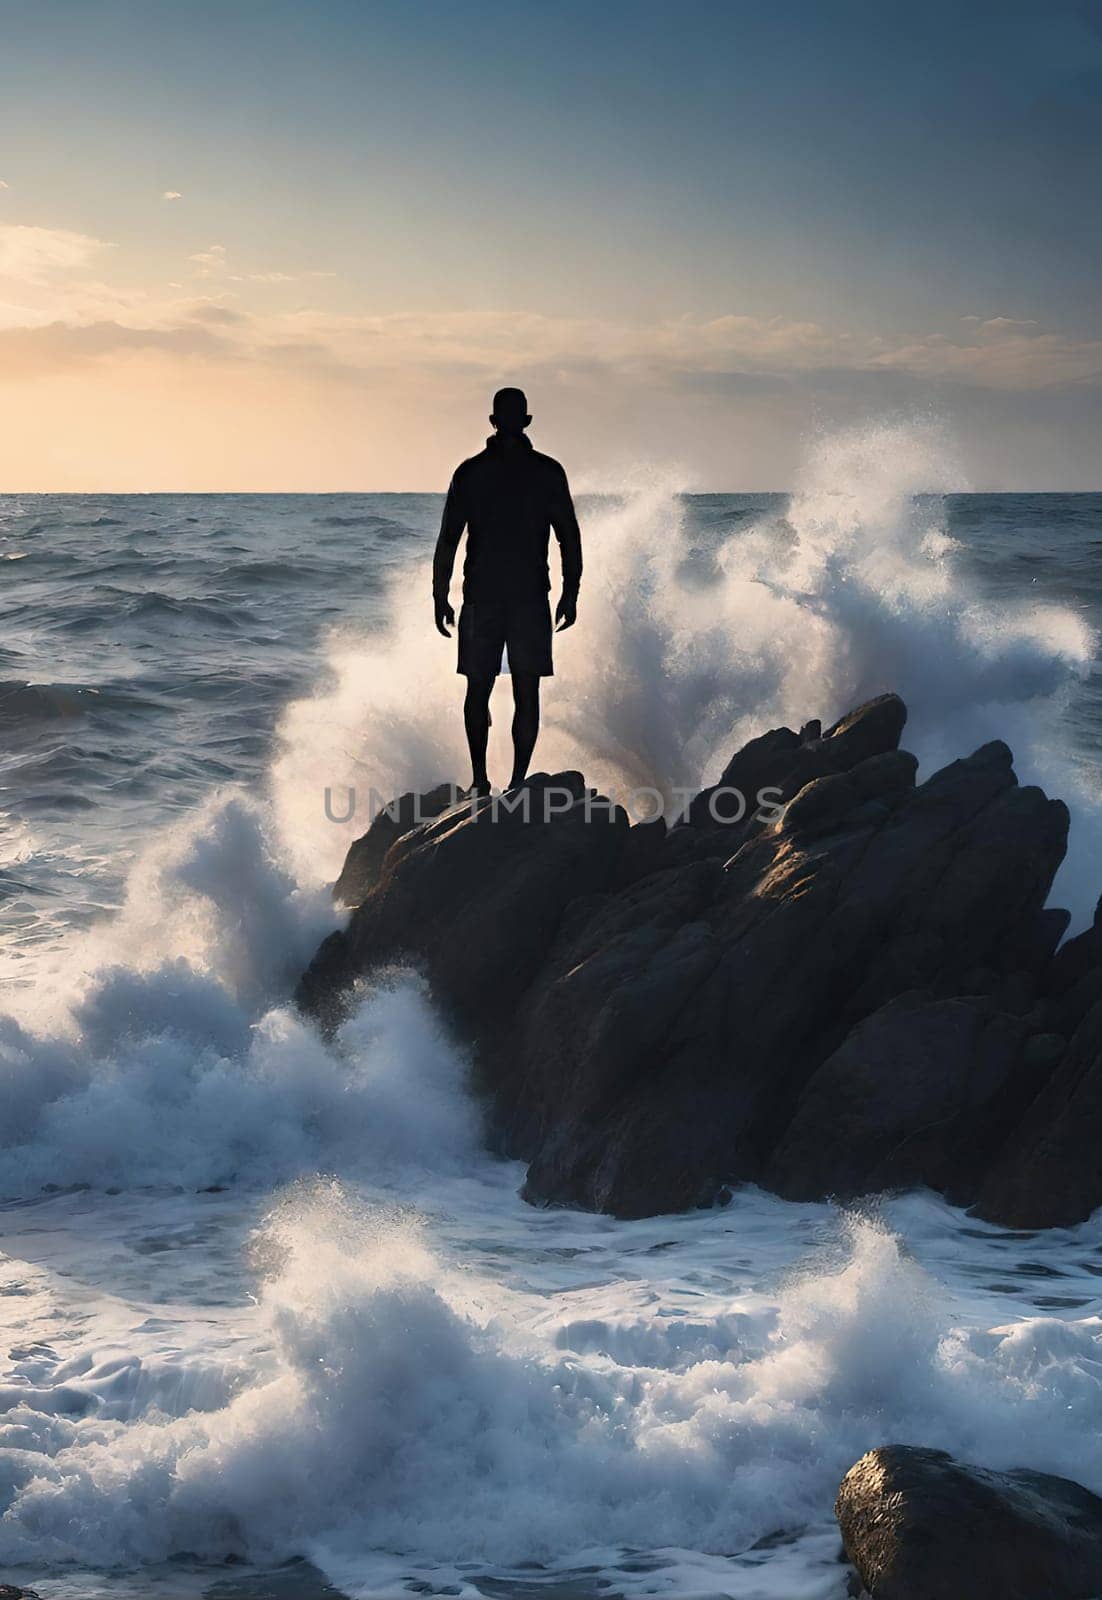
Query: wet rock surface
298 692 1102 1226
835 1445 1102 1600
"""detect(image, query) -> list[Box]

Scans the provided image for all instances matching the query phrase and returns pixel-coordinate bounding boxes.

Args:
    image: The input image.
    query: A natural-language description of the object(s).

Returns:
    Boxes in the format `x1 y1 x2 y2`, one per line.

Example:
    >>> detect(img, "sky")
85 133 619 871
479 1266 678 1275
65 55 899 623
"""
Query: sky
0 0 1100 490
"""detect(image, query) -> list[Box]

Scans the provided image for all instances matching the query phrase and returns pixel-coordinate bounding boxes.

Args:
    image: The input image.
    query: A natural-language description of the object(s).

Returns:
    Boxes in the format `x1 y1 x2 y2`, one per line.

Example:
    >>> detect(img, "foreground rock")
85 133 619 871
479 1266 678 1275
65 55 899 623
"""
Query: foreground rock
297 692 1102 1224
836 1446 1102 1600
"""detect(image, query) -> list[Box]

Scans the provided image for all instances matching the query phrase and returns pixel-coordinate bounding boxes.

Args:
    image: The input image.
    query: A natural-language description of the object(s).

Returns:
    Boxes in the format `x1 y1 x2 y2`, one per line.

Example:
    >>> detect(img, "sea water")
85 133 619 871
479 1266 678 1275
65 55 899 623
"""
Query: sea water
1 424 1101 1598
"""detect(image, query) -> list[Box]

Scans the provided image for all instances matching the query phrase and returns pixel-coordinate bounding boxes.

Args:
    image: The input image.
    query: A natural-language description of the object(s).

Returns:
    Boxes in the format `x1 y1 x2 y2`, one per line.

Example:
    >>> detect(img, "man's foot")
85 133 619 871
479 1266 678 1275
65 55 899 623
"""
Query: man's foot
464 777 492 799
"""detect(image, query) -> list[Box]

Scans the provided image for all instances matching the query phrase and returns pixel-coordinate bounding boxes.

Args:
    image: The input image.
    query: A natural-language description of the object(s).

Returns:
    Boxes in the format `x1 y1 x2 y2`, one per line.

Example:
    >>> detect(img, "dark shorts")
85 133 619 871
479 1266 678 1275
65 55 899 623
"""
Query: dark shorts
457 596 554 679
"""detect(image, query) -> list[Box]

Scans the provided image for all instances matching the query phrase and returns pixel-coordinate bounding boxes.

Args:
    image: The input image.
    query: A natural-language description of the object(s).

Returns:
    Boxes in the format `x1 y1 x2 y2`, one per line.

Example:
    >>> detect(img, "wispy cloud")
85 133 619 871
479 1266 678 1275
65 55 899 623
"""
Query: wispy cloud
0 224 109 283
252 308 849 381
869 326 1102 388
1 210 1098 414
233 269 337 284
188 243 227 276
977 317 1039 334
185 245 335 285
161 190 182 201
5 288 1097 397
189 303 248 326
238 270 296 284
244 306 1100 392
0 180 9 191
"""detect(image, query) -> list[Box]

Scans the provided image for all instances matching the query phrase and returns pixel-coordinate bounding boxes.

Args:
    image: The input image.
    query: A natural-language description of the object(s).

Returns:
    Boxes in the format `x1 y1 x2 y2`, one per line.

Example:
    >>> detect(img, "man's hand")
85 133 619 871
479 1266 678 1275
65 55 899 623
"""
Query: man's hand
435 597 456 638
555 592 577 631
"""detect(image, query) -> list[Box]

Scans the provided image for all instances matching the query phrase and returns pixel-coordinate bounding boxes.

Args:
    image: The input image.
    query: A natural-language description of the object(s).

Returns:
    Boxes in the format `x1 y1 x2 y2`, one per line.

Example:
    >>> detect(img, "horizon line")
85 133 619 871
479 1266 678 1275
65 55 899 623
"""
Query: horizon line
2 487 1100 498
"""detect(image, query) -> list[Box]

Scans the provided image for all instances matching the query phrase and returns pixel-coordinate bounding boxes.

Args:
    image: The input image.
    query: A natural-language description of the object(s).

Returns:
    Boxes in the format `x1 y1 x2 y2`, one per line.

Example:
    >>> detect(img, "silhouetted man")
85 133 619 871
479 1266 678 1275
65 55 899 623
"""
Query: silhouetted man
433 388 582 793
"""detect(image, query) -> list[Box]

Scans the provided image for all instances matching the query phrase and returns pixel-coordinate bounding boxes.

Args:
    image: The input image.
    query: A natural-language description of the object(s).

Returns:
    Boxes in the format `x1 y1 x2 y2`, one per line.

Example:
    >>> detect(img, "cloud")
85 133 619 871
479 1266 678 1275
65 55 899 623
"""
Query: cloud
228 268 338 284
869 327 1102 389
2 280 1099 411
187 247 337 285
0 180 8 191
246 305 1100 394
977 317 1040 335
189 303 248 326
162 190 182 201
252 307 847 381
189 243 227 276
187 247 334 285
0 318 233 378
0 224 109 283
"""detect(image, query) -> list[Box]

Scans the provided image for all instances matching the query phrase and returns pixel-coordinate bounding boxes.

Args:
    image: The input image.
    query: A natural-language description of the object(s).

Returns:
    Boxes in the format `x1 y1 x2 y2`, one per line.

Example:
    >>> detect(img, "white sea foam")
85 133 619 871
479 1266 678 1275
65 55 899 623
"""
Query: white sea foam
0 970 479 1195
1 1192 1101 1599
4 790 335 1036
271 422 1097 919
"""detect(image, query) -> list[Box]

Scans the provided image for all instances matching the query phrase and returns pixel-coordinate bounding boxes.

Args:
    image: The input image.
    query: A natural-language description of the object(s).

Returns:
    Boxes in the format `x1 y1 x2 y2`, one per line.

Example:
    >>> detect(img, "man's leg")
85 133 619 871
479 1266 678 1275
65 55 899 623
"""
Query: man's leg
509 671 540 788
463 673 494 793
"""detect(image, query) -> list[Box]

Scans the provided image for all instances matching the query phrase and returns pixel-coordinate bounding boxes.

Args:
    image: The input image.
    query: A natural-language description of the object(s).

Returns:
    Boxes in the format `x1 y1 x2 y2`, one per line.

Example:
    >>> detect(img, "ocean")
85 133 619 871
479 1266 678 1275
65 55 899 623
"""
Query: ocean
1 425 1101 1598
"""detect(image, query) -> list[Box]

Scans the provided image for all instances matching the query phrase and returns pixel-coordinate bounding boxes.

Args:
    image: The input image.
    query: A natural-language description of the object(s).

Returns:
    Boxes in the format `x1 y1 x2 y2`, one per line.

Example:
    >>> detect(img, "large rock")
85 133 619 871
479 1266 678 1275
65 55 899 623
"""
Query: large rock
298 693 1083 1221
514 738 1067 1214
976 997 1102 1228
836 1445 1102 1600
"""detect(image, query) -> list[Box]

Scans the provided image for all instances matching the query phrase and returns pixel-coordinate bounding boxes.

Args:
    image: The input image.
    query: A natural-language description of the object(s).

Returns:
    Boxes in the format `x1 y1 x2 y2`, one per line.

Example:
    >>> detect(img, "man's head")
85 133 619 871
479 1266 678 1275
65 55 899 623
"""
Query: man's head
490 387 531 436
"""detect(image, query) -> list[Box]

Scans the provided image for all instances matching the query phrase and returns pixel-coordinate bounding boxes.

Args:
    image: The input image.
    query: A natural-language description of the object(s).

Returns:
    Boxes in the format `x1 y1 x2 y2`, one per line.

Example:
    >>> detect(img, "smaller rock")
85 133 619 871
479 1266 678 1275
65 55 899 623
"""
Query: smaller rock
836 1445 1102 1600
687 693 908 831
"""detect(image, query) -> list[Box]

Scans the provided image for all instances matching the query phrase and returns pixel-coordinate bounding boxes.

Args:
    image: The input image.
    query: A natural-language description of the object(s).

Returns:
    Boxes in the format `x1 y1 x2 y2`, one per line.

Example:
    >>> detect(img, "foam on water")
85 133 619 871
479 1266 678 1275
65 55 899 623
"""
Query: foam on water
272 423 1098 919
0 428 1100 1597
0 972 479 1194
2 1187 1102 1600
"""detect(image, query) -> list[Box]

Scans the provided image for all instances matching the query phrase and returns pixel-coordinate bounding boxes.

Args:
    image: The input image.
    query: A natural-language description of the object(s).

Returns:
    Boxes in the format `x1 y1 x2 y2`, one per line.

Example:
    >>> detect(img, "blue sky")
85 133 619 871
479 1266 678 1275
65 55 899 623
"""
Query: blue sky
0 0 1099 488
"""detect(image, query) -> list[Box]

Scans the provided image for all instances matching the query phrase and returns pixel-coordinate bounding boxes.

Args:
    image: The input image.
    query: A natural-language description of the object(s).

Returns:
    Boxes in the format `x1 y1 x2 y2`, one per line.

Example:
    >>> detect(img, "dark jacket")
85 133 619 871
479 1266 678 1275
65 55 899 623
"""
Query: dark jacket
432 434 582 605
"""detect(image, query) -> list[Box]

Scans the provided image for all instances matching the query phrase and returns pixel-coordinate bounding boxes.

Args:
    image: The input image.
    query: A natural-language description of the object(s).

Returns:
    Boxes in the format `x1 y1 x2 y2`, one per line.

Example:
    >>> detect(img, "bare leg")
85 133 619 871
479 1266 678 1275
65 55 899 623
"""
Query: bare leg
510 671 540 788
463 674 494 792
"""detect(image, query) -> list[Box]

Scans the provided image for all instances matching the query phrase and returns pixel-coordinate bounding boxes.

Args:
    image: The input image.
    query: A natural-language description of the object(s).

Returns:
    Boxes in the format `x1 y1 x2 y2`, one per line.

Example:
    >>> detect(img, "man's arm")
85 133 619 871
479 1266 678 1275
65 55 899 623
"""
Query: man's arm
551 466 582 630
432 471 466 636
